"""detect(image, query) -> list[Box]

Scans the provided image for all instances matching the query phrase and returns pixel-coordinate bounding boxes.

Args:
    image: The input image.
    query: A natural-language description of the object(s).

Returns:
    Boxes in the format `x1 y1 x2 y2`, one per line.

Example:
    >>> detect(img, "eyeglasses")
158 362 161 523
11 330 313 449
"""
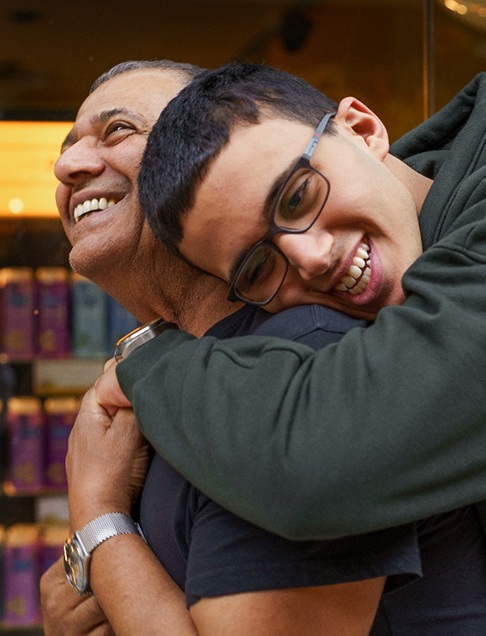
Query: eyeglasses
227 111 336 306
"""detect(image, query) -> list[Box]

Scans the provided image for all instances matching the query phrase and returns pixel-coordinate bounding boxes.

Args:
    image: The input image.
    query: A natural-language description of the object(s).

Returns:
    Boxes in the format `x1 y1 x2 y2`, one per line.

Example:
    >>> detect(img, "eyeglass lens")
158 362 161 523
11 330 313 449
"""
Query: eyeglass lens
234 167 328 303
275 167 325 230
234 244 288 302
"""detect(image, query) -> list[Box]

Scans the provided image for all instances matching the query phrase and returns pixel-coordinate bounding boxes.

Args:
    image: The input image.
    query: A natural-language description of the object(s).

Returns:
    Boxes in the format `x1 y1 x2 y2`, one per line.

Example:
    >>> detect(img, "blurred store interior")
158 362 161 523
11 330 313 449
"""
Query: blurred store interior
0 0 485 630
1 0 486 223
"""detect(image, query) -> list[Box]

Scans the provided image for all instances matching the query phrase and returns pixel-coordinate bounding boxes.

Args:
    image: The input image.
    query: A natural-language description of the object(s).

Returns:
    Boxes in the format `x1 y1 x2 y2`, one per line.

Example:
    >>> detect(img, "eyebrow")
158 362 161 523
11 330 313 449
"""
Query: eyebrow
59 108 146 153
228 155 300 282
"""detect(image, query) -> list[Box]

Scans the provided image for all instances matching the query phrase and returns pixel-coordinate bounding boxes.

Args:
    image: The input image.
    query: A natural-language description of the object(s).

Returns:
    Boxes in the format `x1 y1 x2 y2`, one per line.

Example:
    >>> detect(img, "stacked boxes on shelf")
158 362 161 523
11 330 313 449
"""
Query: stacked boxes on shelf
0 522 68 629
3 396 80 495
0 266 141 631
0 267 139 360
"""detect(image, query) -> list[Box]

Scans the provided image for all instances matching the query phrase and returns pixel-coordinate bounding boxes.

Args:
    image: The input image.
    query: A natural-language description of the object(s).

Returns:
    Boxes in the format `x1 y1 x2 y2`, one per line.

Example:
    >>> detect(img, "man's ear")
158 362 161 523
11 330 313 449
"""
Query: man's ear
335 96 389 159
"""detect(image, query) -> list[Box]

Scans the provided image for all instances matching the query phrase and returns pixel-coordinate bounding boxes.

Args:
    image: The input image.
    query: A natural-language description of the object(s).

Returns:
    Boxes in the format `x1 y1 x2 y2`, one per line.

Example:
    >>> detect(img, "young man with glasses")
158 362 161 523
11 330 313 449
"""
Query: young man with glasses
79 62 486 632
98 63 486 543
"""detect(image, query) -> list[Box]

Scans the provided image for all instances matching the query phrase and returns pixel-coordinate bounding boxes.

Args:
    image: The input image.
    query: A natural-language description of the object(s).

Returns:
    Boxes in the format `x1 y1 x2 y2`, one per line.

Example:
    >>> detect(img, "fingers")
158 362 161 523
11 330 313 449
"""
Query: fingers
103 358 116 373
41 558 115 636
66 399 148 525
95 362 132 416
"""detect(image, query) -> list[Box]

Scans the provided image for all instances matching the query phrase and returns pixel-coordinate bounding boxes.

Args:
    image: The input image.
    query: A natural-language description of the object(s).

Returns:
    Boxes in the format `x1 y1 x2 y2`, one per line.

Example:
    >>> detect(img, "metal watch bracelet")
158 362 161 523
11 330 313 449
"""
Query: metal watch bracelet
77 512 143 553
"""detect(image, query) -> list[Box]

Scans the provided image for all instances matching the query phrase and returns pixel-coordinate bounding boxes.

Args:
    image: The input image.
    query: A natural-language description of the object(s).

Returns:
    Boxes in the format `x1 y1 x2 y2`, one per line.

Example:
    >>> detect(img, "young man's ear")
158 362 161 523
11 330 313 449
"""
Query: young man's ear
335 97 389 159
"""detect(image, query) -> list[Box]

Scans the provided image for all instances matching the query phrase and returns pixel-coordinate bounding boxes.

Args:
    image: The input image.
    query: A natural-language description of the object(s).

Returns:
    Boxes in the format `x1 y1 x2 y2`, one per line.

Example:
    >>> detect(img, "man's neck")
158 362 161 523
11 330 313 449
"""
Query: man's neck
173 277 241 337
97 261 239 338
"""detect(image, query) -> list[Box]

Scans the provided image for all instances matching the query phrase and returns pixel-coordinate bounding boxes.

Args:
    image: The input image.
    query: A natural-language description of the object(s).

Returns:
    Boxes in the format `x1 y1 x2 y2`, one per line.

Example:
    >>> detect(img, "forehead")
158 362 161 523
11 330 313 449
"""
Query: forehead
180 117 313 278
66 69 185 142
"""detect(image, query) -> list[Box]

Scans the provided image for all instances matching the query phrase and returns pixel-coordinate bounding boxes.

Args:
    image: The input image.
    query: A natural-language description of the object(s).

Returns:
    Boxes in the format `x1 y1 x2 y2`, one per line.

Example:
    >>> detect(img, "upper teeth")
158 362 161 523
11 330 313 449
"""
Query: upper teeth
73 197 116 223
335 241 371 295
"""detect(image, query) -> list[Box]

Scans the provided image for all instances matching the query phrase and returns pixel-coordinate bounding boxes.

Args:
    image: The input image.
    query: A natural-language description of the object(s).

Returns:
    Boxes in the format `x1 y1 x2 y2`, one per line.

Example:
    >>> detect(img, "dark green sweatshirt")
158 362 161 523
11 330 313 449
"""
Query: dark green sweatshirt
118 74 486 540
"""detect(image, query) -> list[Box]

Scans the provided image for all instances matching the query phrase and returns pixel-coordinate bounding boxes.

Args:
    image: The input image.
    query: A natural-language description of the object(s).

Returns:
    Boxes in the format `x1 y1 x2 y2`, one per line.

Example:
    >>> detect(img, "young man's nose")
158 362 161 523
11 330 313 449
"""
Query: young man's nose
275 231 333 280
54 139 104 183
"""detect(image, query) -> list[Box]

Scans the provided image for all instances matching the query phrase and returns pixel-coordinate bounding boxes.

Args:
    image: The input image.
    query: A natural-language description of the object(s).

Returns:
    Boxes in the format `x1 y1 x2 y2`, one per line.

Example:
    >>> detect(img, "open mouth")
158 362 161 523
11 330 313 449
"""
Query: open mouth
335 238 371 296
73 197 117 223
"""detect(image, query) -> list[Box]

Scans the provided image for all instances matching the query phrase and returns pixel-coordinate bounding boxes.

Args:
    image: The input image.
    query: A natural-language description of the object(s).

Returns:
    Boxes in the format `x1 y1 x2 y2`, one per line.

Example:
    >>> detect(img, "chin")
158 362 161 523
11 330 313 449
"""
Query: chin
68 245 112 286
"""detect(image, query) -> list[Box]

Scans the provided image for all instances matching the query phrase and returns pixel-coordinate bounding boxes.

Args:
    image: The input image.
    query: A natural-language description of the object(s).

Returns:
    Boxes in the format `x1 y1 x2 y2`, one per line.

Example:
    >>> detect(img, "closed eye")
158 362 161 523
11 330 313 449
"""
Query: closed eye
103 121 137 143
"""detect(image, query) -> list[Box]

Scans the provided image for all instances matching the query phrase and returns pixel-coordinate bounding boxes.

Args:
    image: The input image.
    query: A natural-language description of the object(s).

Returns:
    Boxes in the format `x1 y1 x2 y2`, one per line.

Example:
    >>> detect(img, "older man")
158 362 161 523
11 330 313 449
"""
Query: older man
41 59 243 635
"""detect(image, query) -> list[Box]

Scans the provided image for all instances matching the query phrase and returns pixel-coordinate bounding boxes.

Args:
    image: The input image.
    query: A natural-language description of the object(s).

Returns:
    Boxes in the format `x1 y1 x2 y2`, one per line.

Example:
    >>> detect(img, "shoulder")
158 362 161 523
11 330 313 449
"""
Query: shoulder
252 304 369 350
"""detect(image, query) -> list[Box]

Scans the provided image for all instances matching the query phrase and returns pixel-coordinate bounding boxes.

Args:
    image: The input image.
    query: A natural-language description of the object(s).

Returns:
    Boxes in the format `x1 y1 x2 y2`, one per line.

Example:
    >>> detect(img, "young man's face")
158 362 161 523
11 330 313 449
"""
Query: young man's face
179 109 425 320
54 68 185 284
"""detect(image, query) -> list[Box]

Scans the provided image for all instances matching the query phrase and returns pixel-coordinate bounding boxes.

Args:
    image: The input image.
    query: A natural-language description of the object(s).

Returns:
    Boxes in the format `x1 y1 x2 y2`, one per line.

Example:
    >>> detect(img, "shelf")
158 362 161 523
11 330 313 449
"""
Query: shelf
1 490 67 499
0 625 43 634
32 357 106 396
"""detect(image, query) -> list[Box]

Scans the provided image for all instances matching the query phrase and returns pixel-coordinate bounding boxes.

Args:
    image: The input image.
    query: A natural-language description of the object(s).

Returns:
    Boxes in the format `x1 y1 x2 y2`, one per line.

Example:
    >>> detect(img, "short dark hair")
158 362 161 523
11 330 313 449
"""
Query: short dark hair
138 61 338 255
89 59 204 94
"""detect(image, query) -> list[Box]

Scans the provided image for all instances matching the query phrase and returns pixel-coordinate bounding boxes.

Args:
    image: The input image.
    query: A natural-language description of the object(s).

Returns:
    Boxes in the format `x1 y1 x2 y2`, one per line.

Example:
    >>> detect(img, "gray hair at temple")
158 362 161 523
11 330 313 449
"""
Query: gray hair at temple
89 59 204 94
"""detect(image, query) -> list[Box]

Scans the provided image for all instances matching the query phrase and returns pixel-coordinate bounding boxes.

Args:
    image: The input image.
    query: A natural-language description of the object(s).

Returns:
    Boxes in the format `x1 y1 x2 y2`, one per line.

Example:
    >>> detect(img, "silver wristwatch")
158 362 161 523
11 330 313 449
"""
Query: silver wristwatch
63 512 144 595
114 318 178 361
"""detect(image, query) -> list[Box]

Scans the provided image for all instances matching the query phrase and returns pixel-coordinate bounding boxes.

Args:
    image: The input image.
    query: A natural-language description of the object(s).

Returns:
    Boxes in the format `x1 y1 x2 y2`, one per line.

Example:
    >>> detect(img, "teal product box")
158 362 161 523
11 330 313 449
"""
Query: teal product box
71 274 107 357
106 296 139 352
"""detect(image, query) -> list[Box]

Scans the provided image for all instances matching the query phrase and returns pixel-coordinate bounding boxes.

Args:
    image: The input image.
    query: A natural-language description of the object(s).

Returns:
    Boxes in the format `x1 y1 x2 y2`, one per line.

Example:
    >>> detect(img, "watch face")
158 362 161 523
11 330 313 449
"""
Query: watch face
64 537 89 595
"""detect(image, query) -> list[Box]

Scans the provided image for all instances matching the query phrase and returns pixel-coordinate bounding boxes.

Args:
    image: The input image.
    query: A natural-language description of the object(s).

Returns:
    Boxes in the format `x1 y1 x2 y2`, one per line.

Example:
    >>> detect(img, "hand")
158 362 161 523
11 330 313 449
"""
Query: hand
95 359 132 416
66 386 149 530
41 557 114 636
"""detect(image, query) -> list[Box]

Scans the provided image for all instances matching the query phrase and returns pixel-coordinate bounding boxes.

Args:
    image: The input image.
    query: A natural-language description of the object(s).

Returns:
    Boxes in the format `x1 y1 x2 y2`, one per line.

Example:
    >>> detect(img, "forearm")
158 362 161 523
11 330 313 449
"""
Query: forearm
65 392 196 634
118 229 486 539
90 534 197 635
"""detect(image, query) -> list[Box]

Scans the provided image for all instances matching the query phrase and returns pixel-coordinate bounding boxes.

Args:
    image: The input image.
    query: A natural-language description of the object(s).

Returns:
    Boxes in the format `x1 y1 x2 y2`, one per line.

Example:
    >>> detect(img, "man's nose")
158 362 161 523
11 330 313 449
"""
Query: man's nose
275 230 333 280
54 138 104 184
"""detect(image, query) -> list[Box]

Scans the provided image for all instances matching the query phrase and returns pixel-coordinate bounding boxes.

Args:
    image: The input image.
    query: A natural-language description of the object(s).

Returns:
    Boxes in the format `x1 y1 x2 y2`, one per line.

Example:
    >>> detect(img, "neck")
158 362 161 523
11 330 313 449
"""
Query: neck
171 275 242 337
385 154 433 214
96 256 239 337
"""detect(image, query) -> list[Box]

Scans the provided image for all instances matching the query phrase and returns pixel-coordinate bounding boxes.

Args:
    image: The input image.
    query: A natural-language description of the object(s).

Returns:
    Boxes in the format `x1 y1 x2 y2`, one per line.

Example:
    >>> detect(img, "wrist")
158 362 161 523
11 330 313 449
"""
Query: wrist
64 512 145 595
69 501 131 533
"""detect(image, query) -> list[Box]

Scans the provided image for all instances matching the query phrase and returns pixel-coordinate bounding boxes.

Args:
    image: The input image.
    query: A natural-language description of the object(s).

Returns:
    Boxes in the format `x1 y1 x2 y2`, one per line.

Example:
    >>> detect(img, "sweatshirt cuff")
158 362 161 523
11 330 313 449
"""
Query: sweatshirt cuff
116 329 195 401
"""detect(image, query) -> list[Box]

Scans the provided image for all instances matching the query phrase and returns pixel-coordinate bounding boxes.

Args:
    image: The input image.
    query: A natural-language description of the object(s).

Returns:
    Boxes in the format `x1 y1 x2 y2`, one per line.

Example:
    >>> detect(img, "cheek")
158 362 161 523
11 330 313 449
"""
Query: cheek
266 276 315 313
55 185 71 227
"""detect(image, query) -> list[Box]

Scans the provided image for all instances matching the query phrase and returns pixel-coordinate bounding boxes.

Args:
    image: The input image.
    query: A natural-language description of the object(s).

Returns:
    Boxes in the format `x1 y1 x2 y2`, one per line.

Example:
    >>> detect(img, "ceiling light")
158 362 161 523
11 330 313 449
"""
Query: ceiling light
441 0 486 28
0 121 72 218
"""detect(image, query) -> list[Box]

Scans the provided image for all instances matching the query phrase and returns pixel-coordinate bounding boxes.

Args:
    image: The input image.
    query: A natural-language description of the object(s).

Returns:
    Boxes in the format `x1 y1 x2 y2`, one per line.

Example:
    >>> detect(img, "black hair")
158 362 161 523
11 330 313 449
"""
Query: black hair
138 61 338 255
89 59 204 94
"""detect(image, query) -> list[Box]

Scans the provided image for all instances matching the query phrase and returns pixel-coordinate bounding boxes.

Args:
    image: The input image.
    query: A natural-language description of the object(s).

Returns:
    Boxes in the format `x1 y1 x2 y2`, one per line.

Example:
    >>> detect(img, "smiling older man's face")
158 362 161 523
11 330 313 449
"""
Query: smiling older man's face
54 69 184 284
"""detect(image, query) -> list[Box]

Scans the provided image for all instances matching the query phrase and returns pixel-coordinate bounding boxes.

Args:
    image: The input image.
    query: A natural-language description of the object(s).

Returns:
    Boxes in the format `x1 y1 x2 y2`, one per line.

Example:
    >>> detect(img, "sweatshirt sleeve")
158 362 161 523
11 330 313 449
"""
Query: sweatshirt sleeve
117 219 486 540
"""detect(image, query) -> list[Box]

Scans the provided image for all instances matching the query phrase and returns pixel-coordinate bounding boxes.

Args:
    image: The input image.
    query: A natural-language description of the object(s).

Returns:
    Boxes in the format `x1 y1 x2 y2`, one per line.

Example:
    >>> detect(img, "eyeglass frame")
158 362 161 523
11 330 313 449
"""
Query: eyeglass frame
227 110 337 306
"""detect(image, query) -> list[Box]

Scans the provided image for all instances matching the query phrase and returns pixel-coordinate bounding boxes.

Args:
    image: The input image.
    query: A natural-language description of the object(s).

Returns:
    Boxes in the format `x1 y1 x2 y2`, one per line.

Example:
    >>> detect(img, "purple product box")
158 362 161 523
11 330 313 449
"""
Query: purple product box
44 397 79 492
0 268 35 360
38 524 68 577
36 268 70 358
2 525 41 627
4 397 43 495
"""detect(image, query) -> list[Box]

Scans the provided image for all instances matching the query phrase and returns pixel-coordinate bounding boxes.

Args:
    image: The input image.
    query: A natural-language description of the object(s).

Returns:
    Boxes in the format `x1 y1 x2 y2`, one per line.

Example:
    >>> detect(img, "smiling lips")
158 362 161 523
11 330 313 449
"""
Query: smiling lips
335 240 371 296
73 197 117 223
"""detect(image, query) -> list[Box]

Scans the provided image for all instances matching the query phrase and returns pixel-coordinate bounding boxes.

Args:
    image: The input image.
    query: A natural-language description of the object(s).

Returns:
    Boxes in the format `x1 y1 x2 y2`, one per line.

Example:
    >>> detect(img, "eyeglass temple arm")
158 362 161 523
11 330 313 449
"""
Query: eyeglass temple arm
302 111 336 159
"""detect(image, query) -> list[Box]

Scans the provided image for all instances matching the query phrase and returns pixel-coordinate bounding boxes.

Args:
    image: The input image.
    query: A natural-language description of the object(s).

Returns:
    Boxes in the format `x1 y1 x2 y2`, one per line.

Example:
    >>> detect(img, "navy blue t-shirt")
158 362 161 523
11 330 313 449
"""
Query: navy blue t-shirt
140 304 486 632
